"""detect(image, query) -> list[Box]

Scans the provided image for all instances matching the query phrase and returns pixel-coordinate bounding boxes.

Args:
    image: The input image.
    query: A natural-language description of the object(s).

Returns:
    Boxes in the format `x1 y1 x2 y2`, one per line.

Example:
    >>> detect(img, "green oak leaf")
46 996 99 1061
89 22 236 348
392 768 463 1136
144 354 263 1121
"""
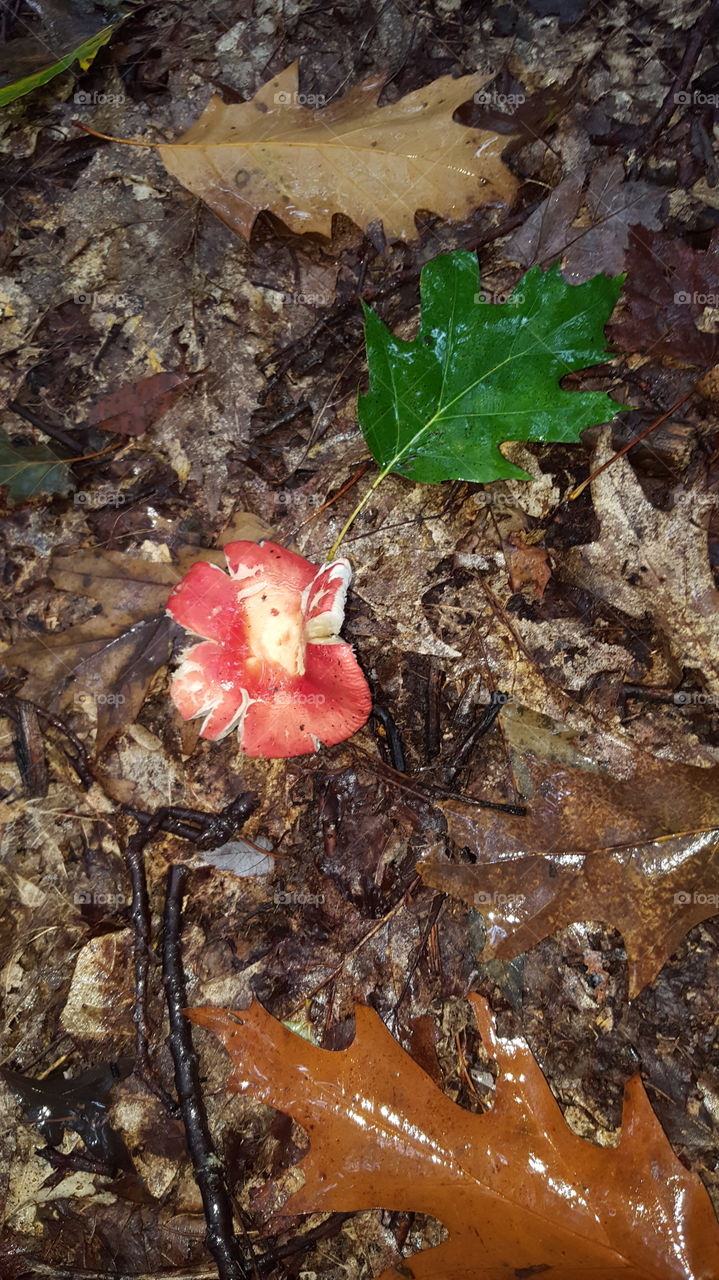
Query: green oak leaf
358 250 626 485
0 430 73 502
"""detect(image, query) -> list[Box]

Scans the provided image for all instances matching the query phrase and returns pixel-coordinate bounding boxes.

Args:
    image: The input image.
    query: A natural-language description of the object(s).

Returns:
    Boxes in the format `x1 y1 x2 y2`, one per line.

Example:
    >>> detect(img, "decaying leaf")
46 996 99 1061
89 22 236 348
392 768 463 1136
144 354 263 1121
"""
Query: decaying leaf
566 426 719 695
158 64 518 241
87 371 189 437
503 531 551 597
419 704 719 996
189 995 719 1279
4 551 183 751
0 429 73 502
2 1058 133 1170
507 159 664 283
609 227 719 368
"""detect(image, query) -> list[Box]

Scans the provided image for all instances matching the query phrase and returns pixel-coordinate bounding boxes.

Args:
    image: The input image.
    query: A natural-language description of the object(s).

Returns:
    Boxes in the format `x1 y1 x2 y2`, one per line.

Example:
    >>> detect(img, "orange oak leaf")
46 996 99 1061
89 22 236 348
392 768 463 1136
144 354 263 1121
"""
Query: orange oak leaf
157 64 518 241
188 997 719 1279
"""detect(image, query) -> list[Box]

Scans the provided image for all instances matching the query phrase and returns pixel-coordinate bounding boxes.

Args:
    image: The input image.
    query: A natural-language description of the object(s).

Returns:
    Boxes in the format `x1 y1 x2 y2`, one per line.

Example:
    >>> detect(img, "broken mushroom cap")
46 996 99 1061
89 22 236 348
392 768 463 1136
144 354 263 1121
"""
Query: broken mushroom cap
166 540 372 758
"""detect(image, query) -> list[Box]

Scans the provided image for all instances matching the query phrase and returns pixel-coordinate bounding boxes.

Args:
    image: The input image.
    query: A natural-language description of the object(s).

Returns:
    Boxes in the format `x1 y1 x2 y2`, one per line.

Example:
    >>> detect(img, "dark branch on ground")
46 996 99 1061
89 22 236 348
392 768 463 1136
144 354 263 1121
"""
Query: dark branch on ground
639 0 719 162
162 863 257 1280
122 818 180 1115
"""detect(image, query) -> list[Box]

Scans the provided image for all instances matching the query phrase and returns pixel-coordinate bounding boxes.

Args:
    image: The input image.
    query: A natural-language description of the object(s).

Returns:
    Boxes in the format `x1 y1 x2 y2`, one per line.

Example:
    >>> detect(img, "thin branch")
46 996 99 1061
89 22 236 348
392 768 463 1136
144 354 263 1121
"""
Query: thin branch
123 821 179 1115
162 864 255 1280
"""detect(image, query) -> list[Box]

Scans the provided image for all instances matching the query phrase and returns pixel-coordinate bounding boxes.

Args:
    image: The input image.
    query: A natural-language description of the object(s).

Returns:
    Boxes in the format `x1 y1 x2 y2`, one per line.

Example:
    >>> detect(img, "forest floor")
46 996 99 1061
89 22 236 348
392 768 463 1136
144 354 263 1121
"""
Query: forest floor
0 0 718 1276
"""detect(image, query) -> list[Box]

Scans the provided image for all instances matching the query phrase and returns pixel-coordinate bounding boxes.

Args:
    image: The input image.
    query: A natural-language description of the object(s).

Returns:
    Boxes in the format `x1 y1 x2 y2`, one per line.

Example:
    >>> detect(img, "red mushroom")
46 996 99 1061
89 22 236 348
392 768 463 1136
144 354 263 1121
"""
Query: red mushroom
166 540 372 758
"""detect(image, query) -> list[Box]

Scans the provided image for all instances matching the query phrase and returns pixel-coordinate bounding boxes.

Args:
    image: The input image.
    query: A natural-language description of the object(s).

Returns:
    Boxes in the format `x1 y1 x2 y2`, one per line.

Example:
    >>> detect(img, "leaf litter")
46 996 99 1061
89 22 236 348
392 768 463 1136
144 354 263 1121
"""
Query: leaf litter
0 1 718 1277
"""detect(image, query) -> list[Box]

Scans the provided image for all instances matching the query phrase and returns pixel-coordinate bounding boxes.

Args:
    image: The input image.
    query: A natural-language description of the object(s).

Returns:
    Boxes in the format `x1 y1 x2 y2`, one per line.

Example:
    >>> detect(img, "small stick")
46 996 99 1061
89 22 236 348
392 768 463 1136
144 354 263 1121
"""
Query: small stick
123 822 179 1115
371 705 406 773
568 391 694 501
425 661 444 762
162 864 254 1280
14 699 48 798
7 400 79 452
0 694 93 788
445 691 509 783
639 0 719 161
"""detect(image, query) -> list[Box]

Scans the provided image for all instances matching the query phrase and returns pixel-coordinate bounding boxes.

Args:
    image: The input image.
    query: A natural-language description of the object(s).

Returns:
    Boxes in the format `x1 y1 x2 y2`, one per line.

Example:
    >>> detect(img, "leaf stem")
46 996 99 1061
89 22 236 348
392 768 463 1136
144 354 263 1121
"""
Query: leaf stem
327 459 395 559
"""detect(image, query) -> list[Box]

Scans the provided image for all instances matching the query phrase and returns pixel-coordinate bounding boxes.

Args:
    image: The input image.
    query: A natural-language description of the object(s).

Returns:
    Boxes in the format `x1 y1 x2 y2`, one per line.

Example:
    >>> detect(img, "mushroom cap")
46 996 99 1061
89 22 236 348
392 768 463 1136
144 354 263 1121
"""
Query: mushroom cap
167 540 372 757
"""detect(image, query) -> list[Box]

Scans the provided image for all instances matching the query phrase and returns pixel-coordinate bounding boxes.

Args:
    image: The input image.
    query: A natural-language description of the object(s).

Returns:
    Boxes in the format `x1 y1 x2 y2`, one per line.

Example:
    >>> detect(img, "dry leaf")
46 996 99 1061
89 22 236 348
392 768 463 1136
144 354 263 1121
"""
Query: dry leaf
4 551 183 751
189 996 719 1279
503 531 551 597
419 705 719 996
87 371 188 437
158 64 518 241
566 426 719 695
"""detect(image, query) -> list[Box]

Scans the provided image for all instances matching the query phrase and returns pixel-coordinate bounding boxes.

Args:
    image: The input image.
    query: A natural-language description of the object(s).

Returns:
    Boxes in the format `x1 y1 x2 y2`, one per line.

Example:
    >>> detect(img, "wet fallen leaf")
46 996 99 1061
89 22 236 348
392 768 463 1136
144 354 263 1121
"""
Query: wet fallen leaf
0 2 122 109
0 429 73 503
157 64 517 241
2 1058 133 1170
188 995 719 1279
609 227 719 368
359 249 624 484
419 705 719 996
4 551 183 751
87 371 189 437
503 531 551 597
566 426 719 695
506 158 664 283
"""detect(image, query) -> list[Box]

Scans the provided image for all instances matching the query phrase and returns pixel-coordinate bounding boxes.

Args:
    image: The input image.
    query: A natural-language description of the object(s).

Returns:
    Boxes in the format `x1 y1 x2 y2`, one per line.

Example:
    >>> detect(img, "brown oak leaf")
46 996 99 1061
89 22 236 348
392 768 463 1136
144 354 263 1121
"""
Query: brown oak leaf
158 64 518 241
419 704 719 996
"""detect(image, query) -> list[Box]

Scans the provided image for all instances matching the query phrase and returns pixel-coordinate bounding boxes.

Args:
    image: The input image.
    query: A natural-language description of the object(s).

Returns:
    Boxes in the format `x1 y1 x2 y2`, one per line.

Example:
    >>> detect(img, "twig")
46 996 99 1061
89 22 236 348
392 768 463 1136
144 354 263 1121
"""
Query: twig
35 1145 116 1177
568 390 695 500
350 742 526 815
14 1264 219 1280
445 691 509 783
639 0 719 162
162 864 254 1280
123 821 179 1115
128 795 257 849
0 693 93 789
425 660 444 762
7 399 79 452
256 1211 354 1270
371 705 406 773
